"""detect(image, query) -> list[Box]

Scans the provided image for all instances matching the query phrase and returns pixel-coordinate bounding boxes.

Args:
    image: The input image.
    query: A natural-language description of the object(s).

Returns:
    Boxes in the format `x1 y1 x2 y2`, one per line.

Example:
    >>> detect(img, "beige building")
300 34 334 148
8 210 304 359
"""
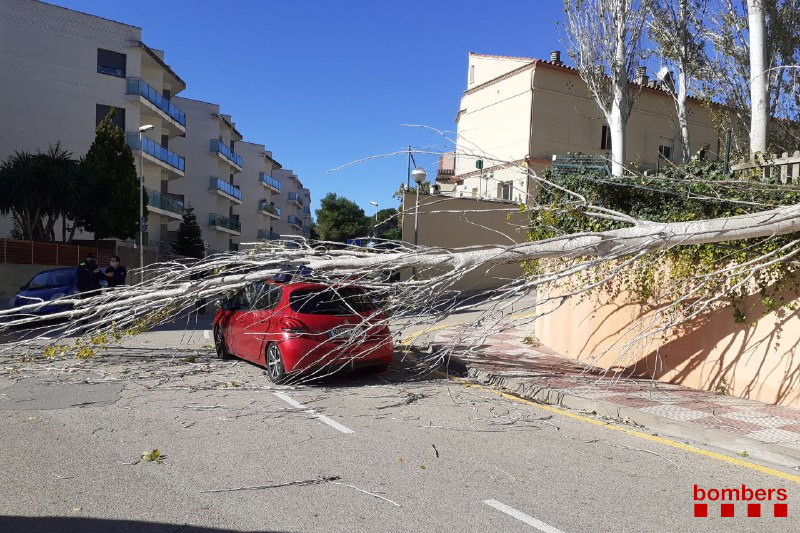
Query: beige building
169 97 243 254
235 141 282 244
0 0 188 246
271 168 307 238
438 52 721 202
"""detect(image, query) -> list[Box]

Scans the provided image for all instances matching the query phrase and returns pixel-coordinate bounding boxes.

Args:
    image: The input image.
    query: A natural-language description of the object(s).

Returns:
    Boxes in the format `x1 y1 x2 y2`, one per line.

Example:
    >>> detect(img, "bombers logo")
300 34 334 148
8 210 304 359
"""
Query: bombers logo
694 485 788 518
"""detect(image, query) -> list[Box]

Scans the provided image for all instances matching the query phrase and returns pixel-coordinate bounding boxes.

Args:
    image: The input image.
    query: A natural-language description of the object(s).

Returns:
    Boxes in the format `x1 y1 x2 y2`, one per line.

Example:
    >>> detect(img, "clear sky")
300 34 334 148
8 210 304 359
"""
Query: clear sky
49 0 565 217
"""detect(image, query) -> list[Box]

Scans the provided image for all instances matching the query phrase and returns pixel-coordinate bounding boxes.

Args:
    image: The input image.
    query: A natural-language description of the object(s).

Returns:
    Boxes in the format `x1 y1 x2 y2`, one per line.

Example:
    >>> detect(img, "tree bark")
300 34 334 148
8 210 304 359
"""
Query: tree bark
676 66 692 163
747 0 769 158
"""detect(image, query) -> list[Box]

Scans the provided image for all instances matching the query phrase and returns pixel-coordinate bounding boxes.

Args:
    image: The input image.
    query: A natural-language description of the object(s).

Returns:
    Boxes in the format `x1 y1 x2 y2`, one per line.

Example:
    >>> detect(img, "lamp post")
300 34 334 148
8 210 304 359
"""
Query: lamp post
138 124 154 284
369 201 379 231
411 167 427 247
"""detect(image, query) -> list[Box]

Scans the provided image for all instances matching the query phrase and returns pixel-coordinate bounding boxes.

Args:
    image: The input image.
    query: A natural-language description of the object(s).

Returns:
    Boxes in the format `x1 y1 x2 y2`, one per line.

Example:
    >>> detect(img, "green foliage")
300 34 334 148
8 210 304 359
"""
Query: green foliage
79 110 141 240
172 205 205 258
370 207 401 240
314 193 369 242
528 160 800 318
0 144 81 241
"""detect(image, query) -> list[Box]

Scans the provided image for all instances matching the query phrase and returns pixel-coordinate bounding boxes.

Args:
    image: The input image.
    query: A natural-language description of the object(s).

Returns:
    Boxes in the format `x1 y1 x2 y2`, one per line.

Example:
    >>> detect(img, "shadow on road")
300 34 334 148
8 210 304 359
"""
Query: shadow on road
0 516 289 533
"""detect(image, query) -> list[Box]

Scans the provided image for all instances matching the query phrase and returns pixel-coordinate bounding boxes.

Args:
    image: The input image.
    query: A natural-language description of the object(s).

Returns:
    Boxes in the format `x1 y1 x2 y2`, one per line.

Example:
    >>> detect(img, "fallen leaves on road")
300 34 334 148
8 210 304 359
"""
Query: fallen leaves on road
141 449 165 463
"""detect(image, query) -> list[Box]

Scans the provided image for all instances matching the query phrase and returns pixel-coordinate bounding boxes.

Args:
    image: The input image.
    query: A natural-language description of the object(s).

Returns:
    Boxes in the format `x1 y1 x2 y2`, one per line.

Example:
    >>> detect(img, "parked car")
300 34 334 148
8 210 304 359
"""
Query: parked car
13 267 79 315
213 279 393 383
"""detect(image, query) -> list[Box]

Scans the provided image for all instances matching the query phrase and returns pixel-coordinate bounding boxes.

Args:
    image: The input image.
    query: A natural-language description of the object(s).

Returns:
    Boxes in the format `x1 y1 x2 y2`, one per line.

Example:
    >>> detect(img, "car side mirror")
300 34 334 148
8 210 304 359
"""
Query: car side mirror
220 300 234 311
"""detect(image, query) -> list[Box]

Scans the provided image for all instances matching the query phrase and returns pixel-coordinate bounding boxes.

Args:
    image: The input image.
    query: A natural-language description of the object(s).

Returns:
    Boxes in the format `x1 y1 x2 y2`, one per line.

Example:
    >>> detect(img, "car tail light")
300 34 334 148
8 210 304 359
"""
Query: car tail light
279 317 309 334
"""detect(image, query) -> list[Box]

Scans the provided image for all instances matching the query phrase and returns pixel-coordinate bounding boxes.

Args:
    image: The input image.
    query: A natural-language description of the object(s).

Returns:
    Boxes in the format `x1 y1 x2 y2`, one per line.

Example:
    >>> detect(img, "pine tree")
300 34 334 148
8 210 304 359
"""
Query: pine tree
79 110 140 240
172 205 205 258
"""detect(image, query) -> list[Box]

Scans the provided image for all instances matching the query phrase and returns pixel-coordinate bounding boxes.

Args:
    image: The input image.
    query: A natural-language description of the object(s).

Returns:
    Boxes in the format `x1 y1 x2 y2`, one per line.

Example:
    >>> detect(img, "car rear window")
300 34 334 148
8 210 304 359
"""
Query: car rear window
26 269 75 290
289 287 377 315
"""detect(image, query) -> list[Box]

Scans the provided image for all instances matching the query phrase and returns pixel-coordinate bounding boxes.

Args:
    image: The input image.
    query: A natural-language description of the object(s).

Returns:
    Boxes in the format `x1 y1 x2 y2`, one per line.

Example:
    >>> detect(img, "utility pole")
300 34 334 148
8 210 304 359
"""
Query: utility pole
406 145 411 189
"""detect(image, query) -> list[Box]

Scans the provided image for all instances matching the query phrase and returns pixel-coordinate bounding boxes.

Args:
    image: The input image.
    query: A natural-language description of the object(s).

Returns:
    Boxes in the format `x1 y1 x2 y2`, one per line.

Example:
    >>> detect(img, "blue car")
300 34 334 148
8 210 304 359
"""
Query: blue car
14 267 79 315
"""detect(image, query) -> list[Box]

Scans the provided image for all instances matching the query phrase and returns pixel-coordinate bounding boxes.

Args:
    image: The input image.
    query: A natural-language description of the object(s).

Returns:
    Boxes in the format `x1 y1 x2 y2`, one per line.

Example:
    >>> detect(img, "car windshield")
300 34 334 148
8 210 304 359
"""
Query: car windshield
289 287 376 315
25 269 75 290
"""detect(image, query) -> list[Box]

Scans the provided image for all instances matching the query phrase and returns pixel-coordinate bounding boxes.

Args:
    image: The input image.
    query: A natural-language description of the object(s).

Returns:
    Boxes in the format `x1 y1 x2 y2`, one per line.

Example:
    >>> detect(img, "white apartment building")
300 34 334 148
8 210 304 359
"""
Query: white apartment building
169 97 243 254
300 187 312 238
235 141 282 244
0 0 188 245
440 52 721 202
271 168 307 238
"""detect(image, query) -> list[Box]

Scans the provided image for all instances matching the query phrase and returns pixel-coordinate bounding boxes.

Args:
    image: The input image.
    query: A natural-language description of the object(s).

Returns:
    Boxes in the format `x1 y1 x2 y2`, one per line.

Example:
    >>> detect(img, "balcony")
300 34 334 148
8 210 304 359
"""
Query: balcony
302 206 311 215
287 192 303 208
127 133 185 176
209 177 242 204
258 229 281 241
287 214 303 229
210 140 243 171
145 188 184 219
209 213 241 235
259 172 281 193
126 78 186 133
258 199 280 219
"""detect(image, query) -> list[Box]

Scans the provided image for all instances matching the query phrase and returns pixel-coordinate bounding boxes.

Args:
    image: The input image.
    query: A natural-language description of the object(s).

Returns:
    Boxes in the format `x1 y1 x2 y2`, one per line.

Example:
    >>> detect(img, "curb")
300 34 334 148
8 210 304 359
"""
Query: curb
458 364 800 469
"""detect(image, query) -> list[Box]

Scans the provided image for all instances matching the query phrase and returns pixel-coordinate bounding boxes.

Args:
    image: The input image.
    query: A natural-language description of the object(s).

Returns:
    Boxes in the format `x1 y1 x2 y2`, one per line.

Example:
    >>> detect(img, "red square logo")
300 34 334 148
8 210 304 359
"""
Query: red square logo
748 504 761 517
694 503 707 517
774 503 788 518
721 503 735 517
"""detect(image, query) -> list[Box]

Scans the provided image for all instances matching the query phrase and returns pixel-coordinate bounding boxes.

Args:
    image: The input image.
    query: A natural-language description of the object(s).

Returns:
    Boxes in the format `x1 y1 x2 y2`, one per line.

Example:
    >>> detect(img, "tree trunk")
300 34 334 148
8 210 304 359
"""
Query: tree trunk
609 112 627 176
676 66 692 163
747 0 769 159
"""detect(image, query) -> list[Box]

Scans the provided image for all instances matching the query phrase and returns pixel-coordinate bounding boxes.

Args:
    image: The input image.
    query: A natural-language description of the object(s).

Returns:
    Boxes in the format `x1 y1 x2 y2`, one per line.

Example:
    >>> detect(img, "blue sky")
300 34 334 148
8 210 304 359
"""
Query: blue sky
51 0 565 216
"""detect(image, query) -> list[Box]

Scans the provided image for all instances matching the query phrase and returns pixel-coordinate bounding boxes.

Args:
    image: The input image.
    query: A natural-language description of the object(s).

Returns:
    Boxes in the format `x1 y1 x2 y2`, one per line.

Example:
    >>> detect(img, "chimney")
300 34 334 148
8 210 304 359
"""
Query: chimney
550 50 562 64
636 65 648 86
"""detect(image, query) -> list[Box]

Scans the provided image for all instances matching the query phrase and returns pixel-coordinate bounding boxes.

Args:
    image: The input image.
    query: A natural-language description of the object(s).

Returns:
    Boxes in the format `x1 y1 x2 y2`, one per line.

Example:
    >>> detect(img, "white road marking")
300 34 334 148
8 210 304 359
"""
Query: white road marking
273 392 354 434
483 500 567 533
203 329 211 339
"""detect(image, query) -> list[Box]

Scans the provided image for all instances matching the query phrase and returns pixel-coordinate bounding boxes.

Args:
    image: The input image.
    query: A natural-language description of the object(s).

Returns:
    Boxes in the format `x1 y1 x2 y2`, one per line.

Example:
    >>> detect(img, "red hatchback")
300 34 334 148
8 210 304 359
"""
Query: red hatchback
212 280 393 383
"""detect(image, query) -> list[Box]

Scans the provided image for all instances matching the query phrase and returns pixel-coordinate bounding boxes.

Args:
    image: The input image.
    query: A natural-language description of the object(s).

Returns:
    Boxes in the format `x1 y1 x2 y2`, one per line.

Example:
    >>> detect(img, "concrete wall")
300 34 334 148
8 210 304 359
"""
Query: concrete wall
534 273 800 407
400 193 529 291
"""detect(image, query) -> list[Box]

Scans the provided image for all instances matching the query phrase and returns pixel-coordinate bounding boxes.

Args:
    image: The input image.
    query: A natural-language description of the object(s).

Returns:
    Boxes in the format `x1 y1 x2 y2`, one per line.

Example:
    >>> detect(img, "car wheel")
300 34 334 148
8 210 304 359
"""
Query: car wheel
214 326 233 360
265 343 286 384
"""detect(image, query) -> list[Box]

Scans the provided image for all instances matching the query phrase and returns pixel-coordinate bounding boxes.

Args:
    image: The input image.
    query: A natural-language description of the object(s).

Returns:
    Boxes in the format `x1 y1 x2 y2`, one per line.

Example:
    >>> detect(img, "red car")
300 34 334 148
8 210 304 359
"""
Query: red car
212 280 393 383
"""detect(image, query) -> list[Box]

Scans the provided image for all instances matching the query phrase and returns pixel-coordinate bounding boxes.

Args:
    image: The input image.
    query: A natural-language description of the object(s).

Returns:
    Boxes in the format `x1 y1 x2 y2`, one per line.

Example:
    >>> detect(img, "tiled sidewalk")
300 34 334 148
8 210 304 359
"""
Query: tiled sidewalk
433 326 800 461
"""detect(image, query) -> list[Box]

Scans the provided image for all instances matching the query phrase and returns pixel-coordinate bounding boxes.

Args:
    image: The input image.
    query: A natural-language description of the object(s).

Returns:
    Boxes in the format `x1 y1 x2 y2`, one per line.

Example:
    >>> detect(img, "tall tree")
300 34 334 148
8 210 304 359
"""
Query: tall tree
79 111 140 240
649 0 708 163
747 0 769 157
0 144 80 241
172 205 205 258
564 0 650 176
315 193 369 242
369 208 401 240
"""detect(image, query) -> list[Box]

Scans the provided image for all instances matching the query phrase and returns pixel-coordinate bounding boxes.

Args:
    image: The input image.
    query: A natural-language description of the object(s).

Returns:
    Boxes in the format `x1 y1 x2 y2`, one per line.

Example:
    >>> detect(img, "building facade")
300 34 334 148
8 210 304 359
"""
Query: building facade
235 141 282 245
438 52 721 203
0 0 188 245
271 168 306 238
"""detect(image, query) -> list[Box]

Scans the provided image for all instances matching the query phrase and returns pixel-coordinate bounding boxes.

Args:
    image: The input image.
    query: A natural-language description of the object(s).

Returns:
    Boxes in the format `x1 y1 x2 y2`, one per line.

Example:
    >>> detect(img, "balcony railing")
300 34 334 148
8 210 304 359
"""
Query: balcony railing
210 140 243 168
287 215 303 228
126 78 186 126
302 206 311 215
127 133 185 172
209 177 242 201
287 192 303 207
258 229 281 240
259 172 282 191
258 199 280 216
145 187 184 216
209 213 241 233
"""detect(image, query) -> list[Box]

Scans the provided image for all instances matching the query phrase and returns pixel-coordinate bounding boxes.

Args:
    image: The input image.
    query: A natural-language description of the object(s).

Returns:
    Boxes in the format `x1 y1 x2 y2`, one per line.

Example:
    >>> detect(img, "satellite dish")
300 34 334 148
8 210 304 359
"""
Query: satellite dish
655 66 675 92
656 65 671 81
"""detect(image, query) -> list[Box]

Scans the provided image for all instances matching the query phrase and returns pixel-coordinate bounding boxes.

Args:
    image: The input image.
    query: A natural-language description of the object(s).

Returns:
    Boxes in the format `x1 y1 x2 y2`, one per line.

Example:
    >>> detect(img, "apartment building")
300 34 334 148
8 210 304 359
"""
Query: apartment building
0 0 188 245
271 168 306 238
438 52 720 202
168 97 243 254
300 187 312 238
235 141 282 244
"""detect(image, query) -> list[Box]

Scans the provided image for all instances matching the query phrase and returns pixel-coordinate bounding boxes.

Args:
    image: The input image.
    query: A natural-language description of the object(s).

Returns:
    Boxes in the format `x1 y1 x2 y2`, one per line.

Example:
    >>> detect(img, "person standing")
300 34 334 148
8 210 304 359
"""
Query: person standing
76 252 101 295
104 255 128 288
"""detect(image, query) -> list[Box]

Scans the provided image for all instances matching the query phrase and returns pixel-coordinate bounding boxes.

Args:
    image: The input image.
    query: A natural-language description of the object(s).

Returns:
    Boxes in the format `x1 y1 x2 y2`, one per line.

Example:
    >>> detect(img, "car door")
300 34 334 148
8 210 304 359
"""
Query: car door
225 289 251 357
237 284 283 362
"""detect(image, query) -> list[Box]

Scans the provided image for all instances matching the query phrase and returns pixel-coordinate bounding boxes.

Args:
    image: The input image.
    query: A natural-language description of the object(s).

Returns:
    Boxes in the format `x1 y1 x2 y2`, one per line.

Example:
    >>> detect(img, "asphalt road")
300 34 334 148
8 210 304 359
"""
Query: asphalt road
0 318 797 533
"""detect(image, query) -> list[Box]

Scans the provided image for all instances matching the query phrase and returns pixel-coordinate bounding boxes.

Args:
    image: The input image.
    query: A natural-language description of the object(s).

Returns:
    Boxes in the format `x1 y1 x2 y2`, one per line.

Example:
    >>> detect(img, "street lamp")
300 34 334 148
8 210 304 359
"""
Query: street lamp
138 124 154 284
411 167 427 247
369 201 379 231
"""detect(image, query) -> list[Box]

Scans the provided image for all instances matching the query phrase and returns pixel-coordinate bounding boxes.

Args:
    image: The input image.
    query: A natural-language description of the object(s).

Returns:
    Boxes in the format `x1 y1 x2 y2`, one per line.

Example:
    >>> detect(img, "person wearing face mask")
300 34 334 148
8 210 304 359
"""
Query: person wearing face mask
77 252 102 295
103 255 128 287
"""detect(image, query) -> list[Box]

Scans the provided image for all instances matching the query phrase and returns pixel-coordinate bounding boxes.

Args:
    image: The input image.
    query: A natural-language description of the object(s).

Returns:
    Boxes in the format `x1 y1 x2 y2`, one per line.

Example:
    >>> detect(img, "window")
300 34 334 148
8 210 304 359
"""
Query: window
601 125 612 150
289 288 376 316
469 65 475 84
95 104 125 130
499 182 513 201
97 49 126 77
658 144 673 161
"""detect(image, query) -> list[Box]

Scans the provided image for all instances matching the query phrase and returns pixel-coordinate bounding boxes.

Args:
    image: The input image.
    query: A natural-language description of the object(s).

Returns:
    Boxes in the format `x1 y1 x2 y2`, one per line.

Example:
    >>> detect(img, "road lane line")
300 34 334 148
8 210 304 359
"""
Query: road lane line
274 392 354 434
446 375 800 484
203 329 210 339
483 500 567 533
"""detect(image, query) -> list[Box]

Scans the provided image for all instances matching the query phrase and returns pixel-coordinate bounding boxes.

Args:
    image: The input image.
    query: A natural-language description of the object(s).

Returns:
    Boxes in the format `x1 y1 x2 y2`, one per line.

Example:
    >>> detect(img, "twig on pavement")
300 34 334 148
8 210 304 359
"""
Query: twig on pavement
200 475 340 493
328 480 401 507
